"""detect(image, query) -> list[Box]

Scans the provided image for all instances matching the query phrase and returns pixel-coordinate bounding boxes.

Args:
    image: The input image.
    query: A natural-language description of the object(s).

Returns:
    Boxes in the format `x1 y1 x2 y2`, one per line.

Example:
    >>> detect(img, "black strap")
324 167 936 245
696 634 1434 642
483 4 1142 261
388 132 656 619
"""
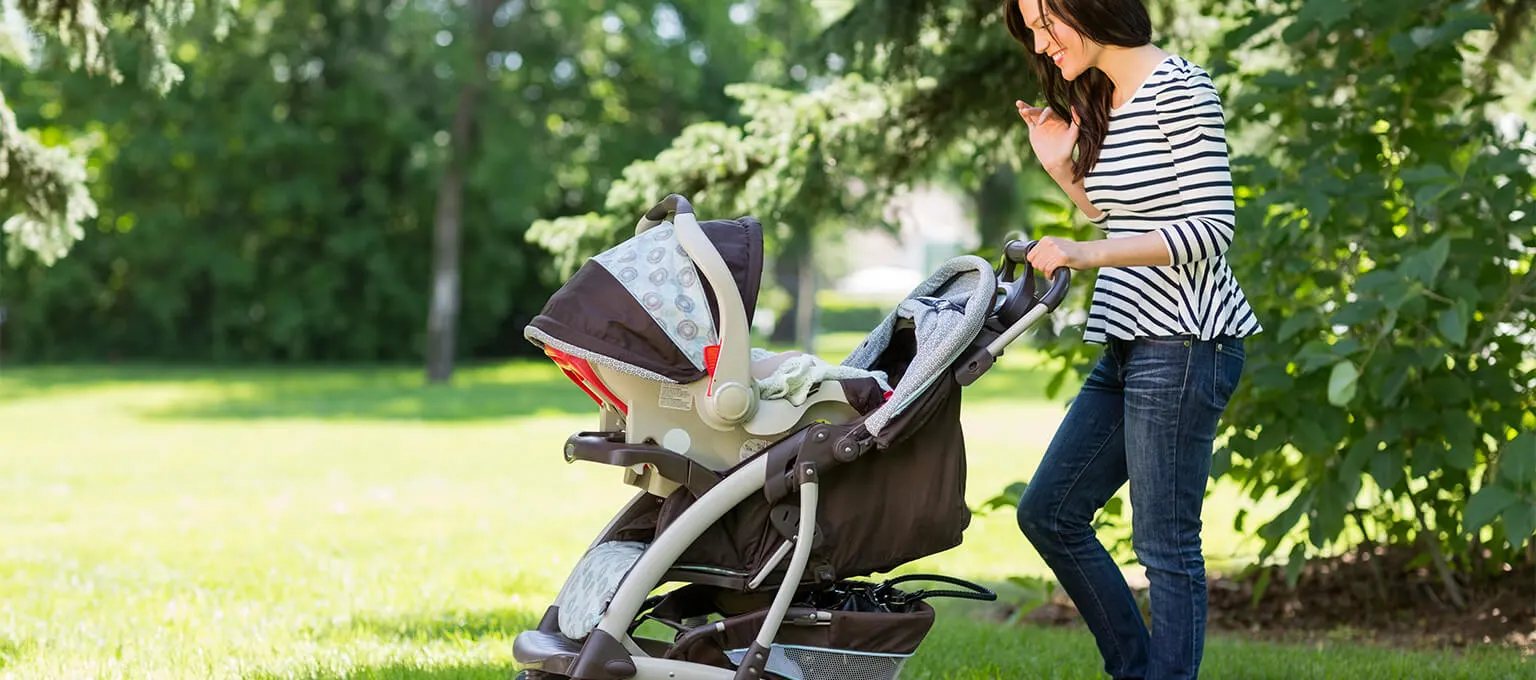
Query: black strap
875 574 998 606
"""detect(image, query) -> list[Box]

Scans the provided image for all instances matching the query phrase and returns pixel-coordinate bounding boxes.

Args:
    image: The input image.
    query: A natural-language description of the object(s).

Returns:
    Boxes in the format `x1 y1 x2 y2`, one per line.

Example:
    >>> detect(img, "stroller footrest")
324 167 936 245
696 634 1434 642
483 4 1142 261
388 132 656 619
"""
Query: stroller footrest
512 630 580 674
514 628 638 680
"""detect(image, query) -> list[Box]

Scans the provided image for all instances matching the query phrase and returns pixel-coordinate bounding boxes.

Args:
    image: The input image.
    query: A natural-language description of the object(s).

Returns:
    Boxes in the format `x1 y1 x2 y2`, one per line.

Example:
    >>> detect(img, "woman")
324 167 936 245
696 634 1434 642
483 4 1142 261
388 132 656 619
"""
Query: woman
1001 1 1261 679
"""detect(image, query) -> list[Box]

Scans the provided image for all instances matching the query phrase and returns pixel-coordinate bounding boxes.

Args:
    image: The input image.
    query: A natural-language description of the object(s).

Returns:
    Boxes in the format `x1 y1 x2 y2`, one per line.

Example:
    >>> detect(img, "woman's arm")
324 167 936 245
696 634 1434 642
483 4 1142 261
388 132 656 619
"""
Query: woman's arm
1079 233 1172 268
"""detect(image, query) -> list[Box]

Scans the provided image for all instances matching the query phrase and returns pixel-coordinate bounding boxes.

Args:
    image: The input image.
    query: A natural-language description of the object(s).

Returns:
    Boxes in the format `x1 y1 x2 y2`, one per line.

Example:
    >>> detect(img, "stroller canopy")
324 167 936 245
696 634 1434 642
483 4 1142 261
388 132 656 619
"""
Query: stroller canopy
526 216 765 385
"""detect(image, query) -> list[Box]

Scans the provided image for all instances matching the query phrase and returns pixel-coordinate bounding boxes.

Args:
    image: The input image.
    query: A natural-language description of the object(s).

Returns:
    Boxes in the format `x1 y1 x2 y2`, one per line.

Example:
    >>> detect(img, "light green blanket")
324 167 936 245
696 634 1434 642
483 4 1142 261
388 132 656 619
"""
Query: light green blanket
750 348 892 405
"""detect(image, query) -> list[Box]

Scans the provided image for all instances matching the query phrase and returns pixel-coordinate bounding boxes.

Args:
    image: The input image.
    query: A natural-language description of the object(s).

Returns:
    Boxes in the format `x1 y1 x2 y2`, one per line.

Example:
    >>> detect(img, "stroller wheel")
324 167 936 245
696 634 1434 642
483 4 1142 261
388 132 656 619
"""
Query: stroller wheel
514 671 563 680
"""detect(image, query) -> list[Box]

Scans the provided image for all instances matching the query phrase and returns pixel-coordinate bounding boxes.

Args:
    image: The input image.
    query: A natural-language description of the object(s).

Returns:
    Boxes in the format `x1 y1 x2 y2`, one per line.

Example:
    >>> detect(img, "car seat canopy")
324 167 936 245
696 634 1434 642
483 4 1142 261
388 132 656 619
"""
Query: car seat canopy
525 216 764 385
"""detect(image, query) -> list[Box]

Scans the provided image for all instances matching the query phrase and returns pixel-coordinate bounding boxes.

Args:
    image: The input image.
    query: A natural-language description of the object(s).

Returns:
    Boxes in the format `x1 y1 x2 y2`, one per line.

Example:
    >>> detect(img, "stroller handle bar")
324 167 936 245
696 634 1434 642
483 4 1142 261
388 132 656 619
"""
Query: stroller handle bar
984 238 1072 358
635 194 758 428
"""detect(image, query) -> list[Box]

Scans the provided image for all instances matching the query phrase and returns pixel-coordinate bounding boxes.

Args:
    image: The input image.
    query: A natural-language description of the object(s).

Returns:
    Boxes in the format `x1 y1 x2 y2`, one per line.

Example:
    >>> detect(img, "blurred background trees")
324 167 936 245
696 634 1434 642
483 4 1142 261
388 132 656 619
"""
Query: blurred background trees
2 0 1534 609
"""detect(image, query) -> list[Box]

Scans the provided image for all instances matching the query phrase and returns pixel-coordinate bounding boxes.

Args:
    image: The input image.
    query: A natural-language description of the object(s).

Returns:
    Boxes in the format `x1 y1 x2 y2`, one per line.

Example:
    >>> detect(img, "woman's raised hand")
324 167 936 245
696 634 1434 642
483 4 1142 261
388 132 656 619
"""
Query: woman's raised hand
1016 101 1079 178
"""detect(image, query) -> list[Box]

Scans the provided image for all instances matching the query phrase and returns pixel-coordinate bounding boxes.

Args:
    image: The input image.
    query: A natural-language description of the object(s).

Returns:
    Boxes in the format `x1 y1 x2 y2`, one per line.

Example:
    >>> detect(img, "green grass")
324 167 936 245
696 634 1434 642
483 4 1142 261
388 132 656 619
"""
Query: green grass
1 344 1529 679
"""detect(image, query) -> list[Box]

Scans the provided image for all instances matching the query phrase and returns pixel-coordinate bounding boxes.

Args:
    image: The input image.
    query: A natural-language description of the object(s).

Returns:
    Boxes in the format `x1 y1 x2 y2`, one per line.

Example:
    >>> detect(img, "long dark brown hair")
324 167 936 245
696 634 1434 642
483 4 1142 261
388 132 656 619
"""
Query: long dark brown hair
1003 0 1152 182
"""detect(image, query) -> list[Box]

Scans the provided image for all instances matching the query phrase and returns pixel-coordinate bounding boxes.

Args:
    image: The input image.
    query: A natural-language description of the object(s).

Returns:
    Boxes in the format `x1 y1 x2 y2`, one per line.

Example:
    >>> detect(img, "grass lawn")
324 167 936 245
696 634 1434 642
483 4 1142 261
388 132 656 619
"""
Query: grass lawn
1 337 1529 679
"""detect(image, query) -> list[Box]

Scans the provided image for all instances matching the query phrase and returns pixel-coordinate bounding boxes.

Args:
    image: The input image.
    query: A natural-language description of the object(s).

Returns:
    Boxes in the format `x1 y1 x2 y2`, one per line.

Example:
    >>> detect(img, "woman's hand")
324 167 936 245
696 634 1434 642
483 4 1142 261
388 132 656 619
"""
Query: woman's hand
1027 236 1092 274
1016 102 1079 178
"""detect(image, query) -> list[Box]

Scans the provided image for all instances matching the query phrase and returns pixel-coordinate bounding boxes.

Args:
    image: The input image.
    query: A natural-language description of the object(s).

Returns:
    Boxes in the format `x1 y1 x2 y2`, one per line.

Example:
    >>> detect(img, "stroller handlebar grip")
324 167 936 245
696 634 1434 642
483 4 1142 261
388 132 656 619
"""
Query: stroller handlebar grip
1000 239 1072 313
983 239 1073 358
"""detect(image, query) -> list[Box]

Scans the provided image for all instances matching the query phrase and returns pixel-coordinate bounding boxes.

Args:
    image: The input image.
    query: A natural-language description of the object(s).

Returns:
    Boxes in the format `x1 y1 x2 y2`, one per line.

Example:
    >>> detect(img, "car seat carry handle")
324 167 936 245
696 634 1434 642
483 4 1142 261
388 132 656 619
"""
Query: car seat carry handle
636 193 758 428
635 193 695 232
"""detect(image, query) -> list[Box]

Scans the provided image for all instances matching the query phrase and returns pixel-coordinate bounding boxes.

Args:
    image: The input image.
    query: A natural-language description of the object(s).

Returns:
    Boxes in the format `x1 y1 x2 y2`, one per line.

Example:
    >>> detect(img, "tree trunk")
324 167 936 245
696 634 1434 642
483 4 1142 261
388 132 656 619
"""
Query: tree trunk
795 251 817 355
426 0 494 384
768 230 813 348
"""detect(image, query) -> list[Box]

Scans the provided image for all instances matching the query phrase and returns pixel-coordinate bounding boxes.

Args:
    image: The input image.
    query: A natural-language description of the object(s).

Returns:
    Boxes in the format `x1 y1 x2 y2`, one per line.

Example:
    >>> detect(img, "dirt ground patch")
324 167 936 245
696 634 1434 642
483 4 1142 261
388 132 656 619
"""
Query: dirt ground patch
993 546 1536 654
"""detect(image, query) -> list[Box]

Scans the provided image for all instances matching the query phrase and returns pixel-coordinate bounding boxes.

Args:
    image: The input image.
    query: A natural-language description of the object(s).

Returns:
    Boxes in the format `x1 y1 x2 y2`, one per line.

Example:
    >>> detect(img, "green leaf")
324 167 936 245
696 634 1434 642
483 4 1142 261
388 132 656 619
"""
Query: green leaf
1434 11 1496 45
1411 441 1444 478
1503 501 1536 551
1311 1 1353 30
1341 436 1378 476
1277 308 1317 342
1463 483 1519 533
1260 490 1312 545
1424 375 1473 405
1292 419 1333 457
1376 451 1406 491
1045 367 1069 400
1295 339 1338 374
1331 299 1383 327
1250 567 1273 608
1284 542 1308 588
1103 496 1124 517
1223 11 1281 51
1309 481 1348 547
1388 32 1421 61
1400 164 1452 183
1499 431 1536 486
1414 182 1454 211
1437 300 1468 346
1443 411 1478 470
977 481 1030 513
1400 234 1452 286
1212 446 1233 479
1377 363 1411 407
1327 360 1359 406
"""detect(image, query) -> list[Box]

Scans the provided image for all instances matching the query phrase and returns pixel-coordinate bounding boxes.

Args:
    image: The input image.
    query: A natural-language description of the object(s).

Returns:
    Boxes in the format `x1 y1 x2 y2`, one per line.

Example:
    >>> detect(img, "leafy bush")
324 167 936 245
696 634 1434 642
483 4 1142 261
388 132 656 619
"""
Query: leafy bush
1027 0 1536 601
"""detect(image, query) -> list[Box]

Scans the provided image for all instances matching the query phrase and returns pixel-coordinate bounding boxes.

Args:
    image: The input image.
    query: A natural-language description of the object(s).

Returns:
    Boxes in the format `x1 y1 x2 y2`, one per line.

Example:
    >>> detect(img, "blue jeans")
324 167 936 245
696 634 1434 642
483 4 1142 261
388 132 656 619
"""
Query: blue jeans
1017 335 1245 680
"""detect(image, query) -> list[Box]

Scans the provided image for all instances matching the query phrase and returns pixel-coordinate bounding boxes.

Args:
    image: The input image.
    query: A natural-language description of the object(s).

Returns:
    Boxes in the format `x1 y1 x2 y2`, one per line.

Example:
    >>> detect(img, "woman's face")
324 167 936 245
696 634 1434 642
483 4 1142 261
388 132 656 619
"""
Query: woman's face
1017 0 1101 81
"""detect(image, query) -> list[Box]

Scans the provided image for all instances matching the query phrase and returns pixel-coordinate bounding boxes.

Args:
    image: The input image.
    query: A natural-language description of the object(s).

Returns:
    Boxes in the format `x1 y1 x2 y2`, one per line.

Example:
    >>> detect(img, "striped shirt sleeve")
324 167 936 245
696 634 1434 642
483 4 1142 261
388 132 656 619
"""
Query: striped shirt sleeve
1153 71 1236 266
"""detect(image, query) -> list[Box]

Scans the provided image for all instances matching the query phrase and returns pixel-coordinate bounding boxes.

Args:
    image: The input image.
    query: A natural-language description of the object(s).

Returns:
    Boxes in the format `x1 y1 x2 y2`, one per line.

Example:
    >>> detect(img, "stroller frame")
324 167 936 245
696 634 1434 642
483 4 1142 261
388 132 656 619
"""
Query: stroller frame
514 195 1070 680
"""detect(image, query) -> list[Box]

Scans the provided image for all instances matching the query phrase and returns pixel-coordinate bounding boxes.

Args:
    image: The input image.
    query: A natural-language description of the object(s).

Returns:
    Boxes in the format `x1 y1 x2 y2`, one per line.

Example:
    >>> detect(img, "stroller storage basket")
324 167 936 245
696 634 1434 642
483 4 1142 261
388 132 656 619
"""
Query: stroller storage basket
647 575 993 680
668 601 933 680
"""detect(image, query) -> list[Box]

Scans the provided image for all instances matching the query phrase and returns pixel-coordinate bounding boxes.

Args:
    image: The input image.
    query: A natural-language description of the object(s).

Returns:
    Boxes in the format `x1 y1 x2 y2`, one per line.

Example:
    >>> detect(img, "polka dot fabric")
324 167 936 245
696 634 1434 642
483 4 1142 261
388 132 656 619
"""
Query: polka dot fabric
592 222 720 372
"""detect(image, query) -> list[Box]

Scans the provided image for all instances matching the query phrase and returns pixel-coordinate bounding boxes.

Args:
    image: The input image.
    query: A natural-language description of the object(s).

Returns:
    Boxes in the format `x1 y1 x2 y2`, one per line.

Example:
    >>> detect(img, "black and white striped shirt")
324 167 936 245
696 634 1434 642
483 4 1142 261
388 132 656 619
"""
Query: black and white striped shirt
1080 55 1262 345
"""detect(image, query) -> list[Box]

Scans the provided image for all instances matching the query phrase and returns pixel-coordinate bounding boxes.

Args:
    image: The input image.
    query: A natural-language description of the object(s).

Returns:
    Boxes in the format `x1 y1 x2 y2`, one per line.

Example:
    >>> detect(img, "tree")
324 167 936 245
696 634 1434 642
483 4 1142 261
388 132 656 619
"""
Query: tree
0 0 819 363
426 0 496 384
1 0 232 266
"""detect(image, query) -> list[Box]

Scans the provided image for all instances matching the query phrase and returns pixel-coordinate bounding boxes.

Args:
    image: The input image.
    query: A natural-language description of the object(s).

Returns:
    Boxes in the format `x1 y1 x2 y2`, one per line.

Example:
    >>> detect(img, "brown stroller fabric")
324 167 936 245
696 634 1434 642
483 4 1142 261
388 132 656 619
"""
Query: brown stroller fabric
653 358 971 590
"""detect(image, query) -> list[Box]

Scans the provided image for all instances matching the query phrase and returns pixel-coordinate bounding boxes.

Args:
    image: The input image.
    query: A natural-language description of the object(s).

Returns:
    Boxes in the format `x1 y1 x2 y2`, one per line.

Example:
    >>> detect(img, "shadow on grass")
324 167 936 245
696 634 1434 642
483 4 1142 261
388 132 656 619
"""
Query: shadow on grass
244 608 543 679
244 661 522 680
2 343 1071 423
334 608 543 644
145 372 600 422
2 361 603 421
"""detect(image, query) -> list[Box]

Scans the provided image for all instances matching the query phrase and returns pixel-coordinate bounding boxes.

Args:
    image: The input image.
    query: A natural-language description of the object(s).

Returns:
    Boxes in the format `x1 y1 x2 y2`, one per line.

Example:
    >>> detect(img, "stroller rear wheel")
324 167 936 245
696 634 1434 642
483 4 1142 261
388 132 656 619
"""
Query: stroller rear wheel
513 671 564 680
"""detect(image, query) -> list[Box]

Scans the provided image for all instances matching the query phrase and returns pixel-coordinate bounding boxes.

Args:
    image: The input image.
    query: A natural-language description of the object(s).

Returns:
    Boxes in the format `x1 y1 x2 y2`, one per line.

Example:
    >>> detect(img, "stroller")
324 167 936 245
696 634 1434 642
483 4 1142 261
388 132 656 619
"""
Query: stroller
514 195 1070 680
